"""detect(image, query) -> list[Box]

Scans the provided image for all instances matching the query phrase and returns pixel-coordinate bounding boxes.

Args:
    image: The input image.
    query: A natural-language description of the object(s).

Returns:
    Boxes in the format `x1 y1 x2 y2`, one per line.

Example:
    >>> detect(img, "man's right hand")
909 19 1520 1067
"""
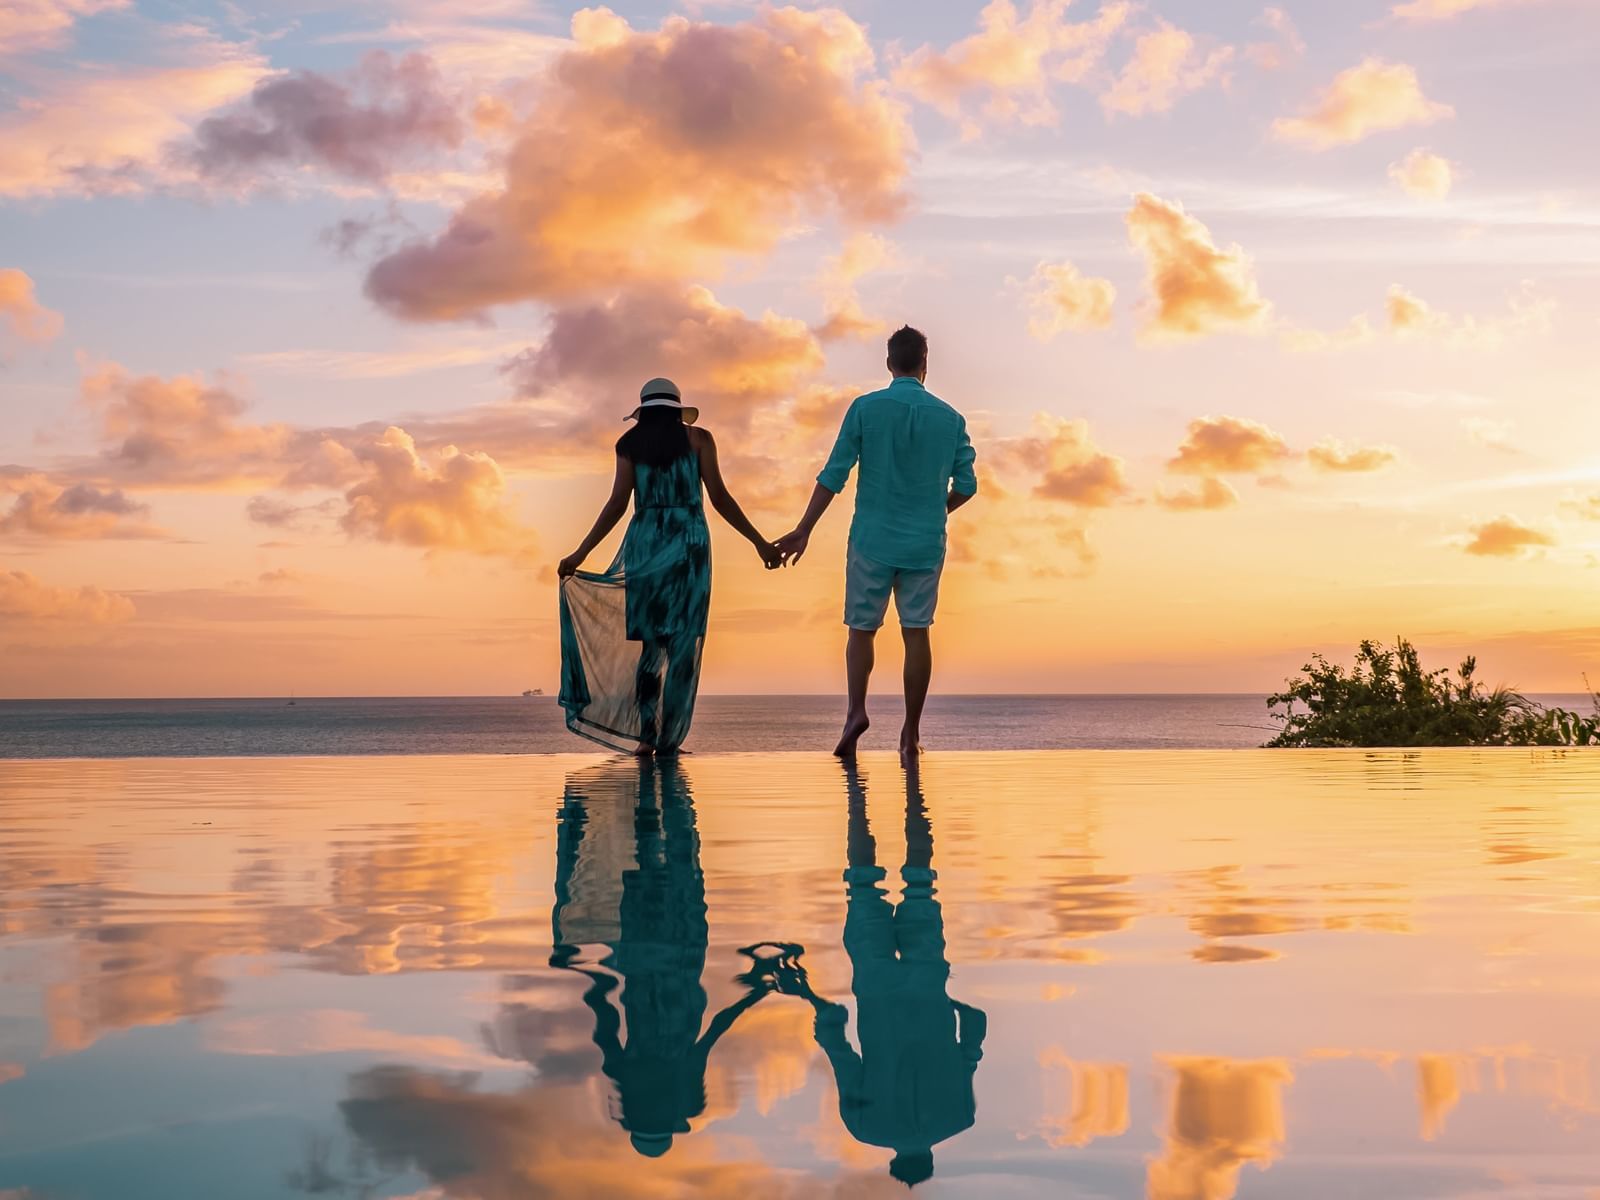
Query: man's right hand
774 528 810 565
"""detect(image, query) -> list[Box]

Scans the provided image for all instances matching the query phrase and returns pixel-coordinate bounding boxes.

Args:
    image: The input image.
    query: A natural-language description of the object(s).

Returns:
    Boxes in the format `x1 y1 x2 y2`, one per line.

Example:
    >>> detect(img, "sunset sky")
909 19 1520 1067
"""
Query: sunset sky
3 0 1598 697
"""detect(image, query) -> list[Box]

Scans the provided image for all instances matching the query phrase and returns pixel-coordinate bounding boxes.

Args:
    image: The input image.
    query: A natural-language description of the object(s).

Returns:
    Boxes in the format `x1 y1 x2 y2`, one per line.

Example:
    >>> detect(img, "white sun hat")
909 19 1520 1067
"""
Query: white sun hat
627 377 698 425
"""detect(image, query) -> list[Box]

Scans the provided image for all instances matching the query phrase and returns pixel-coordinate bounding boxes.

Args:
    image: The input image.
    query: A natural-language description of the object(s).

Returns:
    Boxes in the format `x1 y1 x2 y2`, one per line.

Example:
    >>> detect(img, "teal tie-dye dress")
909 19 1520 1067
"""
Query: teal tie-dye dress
559 453 711 753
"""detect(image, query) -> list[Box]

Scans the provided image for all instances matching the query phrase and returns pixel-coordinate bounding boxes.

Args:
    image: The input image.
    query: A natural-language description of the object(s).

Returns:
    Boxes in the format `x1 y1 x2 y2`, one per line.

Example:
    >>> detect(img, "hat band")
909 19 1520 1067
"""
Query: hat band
640 394 682 405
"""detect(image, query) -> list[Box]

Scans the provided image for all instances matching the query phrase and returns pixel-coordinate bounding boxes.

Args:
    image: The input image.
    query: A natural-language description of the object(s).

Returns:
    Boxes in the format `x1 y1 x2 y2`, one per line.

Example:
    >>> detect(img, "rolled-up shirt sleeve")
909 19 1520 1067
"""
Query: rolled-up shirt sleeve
951 418 978 496
816 398 862 494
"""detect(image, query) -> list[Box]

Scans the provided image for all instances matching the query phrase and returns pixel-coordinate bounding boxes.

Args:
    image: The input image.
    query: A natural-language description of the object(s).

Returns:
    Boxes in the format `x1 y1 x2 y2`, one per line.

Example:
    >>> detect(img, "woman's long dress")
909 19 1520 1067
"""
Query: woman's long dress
560 453 712 753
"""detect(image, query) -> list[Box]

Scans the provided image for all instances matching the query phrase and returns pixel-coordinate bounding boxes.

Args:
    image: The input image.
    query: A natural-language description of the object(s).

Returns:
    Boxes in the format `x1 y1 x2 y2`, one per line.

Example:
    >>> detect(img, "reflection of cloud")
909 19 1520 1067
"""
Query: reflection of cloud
1147 1057 1292 1200
1126 195 1270 340
1272 59 1453 150
1390 0 1538 21
1039 1048 1129 1147
210 1009 507 1070
1417 1052 1478 1140
339 1066 906 1199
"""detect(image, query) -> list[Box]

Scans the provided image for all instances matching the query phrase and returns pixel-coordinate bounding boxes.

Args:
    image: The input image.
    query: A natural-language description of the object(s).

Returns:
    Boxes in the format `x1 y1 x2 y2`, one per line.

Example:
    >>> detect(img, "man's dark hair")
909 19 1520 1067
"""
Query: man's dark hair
886 325 929 376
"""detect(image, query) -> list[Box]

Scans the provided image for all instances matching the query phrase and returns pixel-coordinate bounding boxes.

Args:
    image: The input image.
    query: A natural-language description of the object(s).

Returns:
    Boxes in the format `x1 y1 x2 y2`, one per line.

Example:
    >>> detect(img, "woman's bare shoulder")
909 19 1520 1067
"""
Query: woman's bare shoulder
687 425 715 448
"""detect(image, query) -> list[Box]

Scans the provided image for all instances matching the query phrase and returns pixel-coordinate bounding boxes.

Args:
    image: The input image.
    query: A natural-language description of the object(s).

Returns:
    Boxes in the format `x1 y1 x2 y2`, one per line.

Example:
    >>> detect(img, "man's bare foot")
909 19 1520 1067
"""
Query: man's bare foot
899 731 922 763
833 713 870 757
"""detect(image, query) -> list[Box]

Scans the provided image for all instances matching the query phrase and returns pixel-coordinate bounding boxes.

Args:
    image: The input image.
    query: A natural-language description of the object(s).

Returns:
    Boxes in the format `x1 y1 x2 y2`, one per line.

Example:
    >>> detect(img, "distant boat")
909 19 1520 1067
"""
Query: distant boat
522 688 544 697
287 690 297 707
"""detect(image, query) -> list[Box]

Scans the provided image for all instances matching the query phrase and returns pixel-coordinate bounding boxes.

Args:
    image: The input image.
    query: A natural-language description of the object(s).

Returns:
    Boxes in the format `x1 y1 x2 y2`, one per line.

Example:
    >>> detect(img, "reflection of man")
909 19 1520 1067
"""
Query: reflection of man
550 761 771 1157
779 761 987 1186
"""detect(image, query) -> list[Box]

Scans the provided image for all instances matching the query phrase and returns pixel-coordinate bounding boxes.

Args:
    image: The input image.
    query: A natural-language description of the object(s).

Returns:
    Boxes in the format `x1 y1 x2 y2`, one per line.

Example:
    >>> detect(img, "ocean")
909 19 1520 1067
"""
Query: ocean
0 693 1590 757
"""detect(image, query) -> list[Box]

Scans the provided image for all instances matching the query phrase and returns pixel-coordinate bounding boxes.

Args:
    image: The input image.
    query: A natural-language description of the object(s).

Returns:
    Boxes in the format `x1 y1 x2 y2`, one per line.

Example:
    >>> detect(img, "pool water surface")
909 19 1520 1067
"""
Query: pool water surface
1 751 1598 1198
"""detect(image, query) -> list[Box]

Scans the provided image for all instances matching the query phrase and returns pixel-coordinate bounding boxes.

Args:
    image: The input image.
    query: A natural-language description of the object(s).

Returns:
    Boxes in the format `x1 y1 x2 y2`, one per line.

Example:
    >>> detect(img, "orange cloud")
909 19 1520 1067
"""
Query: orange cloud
366 8 910 319
1147 1057 1292 1200
1100 21 1233 118
1389 148 1456 199
0 569 135 623
507 284 824 438
336 427 523 555
0 0 127 56
1245 8 1305 71
0 38 265 197
1126 194 1270 340
991 414 1131 508
1391 0 1541 20
0 268 64 344
1272 59 1453 150
1306 439 1398 473
1463 516 1555 558
83 362 296 487
0 475 159 540
190 51 464 185
893 0 1131 133
1156 476 1239 512
1024 261 1117 337
1386 283 1554 348
1169 416 1291 476
814 233 893 342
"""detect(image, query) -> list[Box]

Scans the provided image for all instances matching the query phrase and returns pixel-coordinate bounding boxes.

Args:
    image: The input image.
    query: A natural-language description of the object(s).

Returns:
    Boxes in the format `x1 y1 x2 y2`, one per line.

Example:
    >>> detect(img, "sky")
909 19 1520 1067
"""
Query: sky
2 0 1599 698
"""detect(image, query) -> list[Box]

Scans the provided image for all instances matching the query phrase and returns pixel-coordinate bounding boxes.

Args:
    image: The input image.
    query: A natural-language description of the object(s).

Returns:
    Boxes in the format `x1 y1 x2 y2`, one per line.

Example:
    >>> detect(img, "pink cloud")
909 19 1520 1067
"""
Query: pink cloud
365 8 910 321
0 269 65 345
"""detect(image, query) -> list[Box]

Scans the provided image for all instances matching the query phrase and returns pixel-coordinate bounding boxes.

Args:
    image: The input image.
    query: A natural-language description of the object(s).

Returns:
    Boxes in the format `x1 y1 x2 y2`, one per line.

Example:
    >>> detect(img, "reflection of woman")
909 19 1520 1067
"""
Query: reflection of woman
550 760 770 1157
778 761 987 1187
558 378 782 756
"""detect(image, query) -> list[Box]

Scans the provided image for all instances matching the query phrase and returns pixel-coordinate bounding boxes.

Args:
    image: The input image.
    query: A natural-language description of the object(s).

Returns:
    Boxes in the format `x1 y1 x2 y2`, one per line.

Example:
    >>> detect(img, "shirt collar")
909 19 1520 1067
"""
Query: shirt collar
889 376 925 390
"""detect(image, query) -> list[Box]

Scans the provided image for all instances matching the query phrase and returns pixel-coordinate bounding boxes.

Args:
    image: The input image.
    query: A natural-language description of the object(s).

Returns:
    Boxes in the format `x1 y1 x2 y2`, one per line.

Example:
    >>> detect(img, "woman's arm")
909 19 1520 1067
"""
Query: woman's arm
558 455 634 577
695 429 782 569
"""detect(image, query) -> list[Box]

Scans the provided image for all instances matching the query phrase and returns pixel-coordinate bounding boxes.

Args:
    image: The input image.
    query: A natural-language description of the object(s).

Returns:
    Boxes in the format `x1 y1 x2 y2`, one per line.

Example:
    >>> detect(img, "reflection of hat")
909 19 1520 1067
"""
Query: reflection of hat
627 377 698 425
890 1149 934 1185
630 1131 674 1158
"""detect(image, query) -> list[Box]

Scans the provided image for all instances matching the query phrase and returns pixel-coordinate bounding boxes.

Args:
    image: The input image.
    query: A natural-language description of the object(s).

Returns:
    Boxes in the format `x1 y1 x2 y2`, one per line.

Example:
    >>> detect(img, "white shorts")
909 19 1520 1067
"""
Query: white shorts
844 544 944 631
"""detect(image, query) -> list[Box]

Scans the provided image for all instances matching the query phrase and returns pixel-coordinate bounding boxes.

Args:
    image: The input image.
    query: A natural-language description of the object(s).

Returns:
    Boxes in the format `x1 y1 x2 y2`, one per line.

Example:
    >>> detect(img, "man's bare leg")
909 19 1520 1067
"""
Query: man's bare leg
900 626 931 759
834 628 876 757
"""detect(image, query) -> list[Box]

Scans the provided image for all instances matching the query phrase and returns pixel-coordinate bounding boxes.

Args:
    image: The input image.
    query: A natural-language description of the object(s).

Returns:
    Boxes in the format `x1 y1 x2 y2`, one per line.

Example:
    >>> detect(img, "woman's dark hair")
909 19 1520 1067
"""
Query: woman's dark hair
617 405 692 467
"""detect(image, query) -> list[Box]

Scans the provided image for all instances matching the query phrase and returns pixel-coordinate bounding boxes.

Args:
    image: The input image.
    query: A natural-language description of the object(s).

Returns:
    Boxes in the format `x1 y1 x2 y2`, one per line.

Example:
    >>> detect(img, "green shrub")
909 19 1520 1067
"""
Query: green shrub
1265 638 1600 748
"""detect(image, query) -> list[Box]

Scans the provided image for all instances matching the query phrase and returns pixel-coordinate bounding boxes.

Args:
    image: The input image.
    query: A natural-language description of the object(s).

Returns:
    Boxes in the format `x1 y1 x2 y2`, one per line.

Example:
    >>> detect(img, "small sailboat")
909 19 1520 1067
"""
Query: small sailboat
287 690 297 707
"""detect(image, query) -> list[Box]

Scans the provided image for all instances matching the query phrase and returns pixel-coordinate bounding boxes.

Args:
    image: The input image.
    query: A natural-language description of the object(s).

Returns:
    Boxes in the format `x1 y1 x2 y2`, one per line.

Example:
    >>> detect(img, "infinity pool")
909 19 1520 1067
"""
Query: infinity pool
1 752 1598 1198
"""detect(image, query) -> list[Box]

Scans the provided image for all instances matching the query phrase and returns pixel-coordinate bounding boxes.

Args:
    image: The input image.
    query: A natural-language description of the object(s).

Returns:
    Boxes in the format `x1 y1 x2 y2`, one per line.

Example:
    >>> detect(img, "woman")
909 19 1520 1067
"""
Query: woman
557 378 781 755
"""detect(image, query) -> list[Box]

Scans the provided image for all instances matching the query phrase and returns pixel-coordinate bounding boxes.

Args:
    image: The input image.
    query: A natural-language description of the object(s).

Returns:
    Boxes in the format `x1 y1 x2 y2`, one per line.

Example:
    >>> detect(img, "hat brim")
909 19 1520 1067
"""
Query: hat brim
627 405 698 425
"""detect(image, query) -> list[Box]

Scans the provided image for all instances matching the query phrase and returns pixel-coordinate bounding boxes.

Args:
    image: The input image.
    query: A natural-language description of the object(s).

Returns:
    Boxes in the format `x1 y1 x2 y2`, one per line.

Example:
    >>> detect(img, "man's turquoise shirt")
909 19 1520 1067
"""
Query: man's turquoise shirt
816 377 977 572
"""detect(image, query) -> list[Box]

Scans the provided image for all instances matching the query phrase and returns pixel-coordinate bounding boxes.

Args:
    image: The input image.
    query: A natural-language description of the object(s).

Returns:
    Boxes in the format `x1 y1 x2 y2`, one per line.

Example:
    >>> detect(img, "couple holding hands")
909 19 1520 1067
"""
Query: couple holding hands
557 326 978 759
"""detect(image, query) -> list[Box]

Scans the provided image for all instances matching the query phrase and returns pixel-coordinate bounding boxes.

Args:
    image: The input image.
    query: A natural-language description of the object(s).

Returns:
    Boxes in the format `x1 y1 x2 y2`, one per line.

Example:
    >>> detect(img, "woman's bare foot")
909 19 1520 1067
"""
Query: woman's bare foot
833 712 870 757
634 746 655 759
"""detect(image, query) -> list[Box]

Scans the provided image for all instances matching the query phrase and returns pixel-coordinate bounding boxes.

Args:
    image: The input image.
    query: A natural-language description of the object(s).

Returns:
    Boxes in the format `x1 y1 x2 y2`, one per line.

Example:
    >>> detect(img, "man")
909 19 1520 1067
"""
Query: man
777 326 977 758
